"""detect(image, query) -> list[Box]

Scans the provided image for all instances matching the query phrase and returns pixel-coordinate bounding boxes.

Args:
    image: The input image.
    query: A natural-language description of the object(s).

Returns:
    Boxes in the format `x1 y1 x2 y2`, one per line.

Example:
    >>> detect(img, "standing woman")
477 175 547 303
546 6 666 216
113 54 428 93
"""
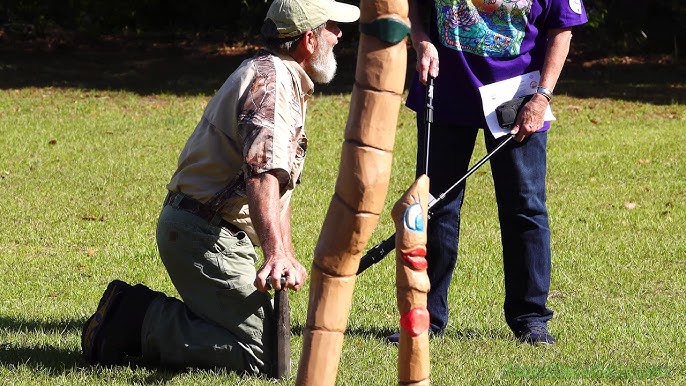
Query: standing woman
393 0 588 345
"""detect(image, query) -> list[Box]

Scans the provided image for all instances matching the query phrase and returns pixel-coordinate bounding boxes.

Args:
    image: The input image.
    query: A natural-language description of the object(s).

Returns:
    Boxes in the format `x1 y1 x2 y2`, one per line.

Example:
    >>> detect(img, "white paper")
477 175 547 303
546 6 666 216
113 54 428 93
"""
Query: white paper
478 71 555 138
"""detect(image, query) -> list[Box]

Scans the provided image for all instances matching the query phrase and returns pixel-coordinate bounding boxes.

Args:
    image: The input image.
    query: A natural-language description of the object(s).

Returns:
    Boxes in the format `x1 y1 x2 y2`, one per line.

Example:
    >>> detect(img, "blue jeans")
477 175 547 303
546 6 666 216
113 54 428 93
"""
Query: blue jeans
416 118 554 335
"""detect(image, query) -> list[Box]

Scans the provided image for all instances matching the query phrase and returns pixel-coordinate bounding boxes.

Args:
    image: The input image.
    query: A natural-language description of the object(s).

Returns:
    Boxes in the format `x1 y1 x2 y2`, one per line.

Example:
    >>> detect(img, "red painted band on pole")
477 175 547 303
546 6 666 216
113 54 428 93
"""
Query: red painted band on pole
400 308 430 337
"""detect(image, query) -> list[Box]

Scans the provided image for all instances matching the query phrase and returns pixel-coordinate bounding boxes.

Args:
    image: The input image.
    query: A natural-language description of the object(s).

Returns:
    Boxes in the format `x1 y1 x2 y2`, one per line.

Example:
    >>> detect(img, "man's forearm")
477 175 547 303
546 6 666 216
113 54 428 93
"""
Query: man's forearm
539 28 573 91
279 204 295 258
247 171 306 291
246 172 286 260
409 0 439 82
408 0 430 48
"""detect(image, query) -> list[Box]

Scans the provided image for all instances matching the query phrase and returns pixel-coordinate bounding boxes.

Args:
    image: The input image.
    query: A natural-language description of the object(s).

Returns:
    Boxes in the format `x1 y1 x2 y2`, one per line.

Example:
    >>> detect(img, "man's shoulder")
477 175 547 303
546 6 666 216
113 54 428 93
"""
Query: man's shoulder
219 49 308 108
250 49 290 71
215 50 282 97
244 50 302 87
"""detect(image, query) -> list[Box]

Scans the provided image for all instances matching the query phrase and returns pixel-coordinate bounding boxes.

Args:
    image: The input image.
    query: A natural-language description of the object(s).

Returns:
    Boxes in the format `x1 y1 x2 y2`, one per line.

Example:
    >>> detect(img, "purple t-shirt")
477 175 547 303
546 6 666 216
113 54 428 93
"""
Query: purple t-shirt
406 0 588 127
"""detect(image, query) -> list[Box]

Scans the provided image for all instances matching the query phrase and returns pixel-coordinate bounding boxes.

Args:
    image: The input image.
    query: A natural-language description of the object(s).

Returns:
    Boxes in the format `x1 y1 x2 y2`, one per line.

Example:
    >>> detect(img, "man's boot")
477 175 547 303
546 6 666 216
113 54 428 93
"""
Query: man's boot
82 280 160 365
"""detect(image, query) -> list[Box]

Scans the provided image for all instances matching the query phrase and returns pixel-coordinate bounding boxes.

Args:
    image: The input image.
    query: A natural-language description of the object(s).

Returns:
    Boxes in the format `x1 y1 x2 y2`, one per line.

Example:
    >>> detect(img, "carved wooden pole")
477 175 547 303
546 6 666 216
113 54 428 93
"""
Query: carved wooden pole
393 175 430 385
296 0 409 384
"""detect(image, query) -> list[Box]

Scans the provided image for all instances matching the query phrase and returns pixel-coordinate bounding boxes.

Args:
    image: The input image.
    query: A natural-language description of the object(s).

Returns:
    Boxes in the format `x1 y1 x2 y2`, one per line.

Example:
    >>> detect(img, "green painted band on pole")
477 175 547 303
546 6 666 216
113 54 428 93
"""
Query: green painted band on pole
359 17 410 44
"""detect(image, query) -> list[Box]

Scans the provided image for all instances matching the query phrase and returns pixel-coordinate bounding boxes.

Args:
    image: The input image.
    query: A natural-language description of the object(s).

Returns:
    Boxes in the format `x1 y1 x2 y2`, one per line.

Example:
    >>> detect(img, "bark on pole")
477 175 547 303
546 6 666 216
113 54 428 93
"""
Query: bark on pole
295 1 409 384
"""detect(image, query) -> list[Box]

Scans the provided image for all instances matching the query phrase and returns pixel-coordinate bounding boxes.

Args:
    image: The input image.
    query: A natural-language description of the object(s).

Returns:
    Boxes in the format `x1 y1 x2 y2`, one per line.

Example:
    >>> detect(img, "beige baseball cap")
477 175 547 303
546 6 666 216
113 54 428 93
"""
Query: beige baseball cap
262 0 360 39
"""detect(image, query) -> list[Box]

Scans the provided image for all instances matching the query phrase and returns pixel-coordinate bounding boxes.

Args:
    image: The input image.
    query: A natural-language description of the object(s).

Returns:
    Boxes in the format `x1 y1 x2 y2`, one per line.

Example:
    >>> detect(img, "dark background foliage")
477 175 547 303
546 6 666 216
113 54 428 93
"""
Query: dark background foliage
579 0 685 58
1 0 684 101
0 0 684 58
0 0 270 43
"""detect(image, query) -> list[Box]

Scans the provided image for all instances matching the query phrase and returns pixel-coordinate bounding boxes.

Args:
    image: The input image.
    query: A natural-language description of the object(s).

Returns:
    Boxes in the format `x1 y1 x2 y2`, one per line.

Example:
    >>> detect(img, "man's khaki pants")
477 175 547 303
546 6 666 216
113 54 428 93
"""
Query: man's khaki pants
140 204 274 374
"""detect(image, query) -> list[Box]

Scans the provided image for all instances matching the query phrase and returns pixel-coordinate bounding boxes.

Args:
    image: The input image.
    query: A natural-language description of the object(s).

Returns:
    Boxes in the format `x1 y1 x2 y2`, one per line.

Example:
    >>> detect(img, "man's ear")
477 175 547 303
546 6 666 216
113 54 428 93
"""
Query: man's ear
301 30 317 56
291 30 317 64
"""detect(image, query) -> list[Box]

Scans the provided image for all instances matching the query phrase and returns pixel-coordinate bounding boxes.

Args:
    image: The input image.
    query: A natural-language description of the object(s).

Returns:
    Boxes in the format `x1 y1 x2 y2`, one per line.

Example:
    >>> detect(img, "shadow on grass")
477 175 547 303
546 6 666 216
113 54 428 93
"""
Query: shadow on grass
0 342 83 372
0 315 184 383
0 315 83 334
558 57 686 105
291 322 511 342
0 35 367 96
291 323 397 341
2 35 683 103
0 343 184 383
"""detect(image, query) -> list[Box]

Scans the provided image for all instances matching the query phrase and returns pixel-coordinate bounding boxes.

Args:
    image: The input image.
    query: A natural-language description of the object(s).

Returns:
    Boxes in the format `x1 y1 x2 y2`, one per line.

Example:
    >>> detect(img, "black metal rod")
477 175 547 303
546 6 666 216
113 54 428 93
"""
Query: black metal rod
418 76 434 176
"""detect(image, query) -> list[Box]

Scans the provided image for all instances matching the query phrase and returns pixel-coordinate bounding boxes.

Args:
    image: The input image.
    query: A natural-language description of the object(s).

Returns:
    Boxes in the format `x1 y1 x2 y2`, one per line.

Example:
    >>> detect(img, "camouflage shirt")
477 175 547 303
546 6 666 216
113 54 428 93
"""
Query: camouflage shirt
167 49 313 245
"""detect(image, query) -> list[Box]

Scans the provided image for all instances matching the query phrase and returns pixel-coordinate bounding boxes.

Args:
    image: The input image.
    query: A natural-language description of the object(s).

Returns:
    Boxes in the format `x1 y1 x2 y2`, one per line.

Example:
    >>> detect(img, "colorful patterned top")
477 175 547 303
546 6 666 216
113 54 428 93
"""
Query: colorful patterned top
406 0 587 127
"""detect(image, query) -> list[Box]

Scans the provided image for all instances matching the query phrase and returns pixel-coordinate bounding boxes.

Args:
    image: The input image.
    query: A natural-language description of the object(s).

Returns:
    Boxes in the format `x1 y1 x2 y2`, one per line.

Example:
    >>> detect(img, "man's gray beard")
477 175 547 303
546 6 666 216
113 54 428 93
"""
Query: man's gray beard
307 38 337 84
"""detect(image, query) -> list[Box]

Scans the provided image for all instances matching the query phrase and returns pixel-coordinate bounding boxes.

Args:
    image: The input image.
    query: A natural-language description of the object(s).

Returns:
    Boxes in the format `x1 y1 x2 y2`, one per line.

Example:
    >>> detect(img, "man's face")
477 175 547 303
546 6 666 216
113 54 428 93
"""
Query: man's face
306 21 341 84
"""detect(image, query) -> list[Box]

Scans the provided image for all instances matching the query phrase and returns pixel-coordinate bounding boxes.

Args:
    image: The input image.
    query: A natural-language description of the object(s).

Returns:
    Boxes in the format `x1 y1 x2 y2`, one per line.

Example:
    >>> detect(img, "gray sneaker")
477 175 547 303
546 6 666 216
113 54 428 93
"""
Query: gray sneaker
516 325 555 345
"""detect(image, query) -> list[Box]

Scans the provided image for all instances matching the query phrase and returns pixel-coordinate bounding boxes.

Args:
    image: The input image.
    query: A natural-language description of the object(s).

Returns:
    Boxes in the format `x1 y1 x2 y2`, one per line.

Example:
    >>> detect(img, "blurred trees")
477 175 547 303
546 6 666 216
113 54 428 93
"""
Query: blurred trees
578 0 684 58
1 0 684 58
0 0 270 42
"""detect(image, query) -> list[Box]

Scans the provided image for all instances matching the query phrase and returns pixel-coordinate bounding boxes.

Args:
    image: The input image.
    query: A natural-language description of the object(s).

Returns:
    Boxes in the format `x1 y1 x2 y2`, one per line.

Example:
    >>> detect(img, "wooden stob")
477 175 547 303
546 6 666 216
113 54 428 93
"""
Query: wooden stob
273 287 290 379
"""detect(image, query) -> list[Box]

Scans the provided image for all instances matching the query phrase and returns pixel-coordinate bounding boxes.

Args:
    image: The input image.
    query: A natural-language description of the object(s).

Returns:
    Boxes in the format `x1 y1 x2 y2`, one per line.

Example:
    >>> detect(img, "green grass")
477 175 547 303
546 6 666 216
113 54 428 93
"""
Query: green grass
1 76 685 385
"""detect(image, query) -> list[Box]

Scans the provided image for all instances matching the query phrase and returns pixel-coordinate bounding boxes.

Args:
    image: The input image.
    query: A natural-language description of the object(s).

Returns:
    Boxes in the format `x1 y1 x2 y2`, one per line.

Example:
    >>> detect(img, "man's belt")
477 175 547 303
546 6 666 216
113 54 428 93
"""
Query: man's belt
165 191 242 235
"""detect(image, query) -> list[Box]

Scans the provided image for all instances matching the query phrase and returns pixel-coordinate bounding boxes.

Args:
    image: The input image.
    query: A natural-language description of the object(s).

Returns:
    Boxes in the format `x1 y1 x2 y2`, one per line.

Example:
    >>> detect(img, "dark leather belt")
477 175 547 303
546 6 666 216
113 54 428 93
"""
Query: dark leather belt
165 191 242 235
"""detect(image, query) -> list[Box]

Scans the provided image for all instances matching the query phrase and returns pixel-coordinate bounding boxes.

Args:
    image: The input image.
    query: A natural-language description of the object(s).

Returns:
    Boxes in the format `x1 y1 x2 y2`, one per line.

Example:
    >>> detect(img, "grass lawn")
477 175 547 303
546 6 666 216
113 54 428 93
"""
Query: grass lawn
0 40 685 385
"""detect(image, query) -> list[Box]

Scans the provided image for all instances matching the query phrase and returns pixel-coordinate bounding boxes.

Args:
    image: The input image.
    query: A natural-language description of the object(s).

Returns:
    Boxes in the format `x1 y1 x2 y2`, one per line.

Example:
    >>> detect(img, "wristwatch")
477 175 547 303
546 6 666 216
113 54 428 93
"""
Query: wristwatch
536 86 553 102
